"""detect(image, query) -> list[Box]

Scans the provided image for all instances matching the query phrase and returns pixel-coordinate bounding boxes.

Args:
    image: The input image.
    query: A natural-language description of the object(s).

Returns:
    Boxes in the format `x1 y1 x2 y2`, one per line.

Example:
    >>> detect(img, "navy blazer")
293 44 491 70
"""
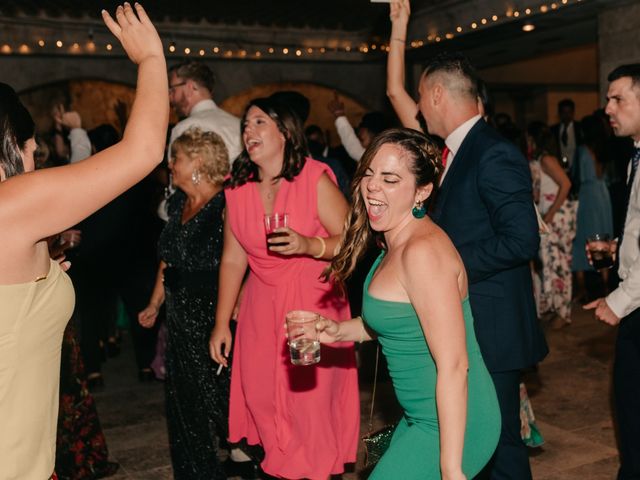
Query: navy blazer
431 120 548 372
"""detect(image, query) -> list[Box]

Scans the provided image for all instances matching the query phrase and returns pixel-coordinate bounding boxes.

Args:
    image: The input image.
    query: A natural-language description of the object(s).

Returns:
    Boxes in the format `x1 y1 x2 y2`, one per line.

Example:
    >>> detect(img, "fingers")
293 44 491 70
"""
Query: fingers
133 2 152 26
583 300 599 310
102 8 122 40
122 2 138 25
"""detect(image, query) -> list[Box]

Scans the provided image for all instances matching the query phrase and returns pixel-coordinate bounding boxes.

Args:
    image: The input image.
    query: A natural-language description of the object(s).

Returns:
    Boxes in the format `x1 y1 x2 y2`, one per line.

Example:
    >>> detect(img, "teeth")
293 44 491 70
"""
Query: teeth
368 200 384 206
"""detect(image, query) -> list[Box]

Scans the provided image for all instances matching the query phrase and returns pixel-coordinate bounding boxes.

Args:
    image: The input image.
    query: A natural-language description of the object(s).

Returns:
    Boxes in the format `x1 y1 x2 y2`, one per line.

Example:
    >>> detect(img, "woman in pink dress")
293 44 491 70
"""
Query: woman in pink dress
209 97 359 479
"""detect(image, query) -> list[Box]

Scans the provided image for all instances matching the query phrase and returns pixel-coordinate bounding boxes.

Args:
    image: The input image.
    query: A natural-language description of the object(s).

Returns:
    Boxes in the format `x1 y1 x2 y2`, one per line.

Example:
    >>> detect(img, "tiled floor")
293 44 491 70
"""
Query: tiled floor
95 301 620 479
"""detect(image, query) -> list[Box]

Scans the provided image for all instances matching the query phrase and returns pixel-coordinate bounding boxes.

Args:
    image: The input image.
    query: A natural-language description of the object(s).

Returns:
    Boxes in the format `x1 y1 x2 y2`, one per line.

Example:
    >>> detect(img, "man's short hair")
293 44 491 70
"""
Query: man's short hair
557 98 575 112
422 51 479 101
608 64 640 90
169 61 215 93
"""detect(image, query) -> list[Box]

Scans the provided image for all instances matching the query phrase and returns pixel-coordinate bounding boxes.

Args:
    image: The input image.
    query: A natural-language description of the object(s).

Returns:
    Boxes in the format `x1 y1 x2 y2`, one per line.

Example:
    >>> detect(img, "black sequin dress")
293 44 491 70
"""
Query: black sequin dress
158 190 228 480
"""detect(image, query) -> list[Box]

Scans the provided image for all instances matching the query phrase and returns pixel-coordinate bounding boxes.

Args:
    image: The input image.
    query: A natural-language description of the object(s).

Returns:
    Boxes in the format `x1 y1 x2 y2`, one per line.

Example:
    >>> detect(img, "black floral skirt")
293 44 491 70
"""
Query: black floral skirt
55 321 119 480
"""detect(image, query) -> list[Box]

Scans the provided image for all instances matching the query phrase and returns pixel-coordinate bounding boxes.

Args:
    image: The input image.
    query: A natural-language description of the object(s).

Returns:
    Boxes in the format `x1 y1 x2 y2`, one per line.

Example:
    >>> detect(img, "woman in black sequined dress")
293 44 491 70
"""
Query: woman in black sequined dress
138 127 230 479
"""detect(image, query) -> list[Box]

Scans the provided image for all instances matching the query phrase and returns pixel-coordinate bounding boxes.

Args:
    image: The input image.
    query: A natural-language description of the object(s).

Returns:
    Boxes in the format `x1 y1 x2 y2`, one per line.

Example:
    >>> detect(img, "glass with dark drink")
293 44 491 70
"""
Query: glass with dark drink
586 233 614 270
264 212 289 248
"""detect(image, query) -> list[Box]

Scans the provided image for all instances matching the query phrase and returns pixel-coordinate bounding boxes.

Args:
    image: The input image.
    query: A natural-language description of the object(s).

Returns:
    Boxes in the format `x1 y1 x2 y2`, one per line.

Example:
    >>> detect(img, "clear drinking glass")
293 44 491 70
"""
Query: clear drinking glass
285 310 321 366
264 212 289 247
586 233 614 270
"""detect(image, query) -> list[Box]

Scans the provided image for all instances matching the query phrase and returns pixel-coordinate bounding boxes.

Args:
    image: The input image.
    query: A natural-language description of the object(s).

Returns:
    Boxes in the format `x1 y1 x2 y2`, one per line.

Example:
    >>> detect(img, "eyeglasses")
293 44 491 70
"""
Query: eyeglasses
169 81 187 93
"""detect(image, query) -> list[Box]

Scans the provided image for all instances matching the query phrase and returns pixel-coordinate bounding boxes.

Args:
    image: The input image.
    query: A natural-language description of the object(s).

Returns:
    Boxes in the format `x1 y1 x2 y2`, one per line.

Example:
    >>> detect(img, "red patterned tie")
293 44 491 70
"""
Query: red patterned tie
441 146 450 168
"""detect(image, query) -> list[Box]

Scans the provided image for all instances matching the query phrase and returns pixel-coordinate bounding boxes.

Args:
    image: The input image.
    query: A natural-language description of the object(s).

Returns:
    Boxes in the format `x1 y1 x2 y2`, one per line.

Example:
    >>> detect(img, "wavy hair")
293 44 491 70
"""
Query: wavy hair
327 128 443 285
171 127 229 185
224 97 307 188
0 83 35 180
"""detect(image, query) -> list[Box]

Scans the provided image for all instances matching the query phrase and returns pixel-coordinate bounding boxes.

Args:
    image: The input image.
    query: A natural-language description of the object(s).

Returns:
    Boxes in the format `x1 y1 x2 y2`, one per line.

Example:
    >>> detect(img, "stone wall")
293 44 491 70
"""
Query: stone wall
598 0 640 103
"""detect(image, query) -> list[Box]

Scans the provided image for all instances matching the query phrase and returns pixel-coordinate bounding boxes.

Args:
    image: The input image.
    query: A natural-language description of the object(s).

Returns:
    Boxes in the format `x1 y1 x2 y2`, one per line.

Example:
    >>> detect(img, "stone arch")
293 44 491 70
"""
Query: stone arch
19 79 137 135
220 82 369 147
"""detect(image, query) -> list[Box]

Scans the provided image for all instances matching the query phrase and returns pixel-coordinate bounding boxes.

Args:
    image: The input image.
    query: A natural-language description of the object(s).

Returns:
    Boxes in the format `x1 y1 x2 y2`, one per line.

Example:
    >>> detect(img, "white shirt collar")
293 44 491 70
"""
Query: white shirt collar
634 140 640 148
444 114 482 157
190 99 217 115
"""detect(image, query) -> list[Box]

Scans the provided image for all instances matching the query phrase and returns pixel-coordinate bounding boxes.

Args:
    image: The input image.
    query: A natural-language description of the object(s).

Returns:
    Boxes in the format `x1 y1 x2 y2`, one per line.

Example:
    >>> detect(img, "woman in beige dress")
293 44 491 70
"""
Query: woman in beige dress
0 4 168 478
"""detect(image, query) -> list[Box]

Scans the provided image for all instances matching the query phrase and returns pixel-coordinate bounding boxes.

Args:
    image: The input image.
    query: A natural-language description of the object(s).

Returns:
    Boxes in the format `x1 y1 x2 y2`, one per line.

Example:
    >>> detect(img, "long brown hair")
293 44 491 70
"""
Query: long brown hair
327 128 442 285
225 97 308 188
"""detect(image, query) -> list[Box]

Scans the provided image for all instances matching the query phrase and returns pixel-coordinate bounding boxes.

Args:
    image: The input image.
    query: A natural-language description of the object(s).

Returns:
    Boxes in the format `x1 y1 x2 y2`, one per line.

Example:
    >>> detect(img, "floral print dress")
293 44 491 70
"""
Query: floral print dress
531 159 578 321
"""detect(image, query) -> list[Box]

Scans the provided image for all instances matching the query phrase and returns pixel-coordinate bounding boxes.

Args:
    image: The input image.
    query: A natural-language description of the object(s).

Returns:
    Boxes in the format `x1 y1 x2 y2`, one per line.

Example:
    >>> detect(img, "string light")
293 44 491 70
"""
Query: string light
1 0 582 59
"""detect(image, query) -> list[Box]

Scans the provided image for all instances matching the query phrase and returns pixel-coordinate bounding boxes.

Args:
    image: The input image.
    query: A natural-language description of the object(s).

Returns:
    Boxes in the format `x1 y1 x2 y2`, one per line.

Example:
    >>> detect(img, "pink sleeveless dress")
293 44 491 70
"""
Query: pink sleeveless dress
225 159 359 479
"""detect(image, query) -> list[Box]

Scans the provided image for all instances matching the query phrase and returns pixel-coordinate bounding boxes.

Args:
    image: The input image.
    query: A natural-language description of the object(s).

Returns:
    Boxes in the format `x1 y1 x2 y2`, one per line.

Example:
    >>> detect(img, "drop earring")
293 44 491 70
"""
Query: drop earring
412 200 426 219
191 168 201 185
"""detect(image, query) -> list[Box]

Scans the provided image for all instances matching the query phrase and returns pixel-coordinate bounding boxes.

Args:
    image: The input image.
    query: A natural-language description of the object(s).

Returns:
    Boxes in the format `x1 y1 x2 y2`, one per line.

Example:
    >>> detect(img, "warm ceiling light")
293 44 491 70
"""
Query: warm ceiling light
295 49 302 56
345 45 351 51
56 40 63 48
19 44 30 54
471 22 478 28
213 46 220 53
38 39 45 47
492 14 499 21
1 44 11 54
199 49 205 56
514 11 520 17
106 43 113 51
456 26 463 32
307 47 313 53
445 33 454 39
184 47 191 54
525 8 532 14
481 18 487 24
551 3 558 9
282 47 289 54
522 23 536 32
320 47 326 53
268 47 274 53
540 5 549 12
168 42 175 53
255 51 261 57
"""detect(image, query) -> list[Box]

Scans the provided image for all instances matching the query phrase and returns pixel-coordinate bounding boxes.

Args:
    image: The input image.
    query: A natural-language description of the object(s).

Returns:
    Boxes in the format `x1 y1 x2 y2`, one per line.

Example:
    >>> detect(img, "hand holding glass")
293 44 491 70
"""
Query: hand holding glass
586 234 614 270
264 213 289 248
286 310 321 366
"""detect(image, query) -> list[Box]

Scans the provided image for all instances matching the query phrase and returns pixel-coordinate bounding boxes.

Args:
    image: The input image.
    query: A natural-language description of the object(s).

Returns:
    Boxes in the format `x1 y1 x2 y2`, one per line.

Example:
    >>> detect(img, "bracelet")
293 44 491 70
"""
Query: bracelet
391 37 406 43
313 236 326 259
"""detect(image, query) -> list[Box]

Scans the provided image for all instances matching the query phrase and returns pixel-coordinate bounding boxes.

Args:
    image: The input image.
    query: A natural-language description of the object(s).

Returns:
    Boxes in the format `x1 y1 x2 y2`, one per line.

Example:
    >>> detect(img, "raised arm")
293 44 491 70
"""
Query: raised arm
1 3 168 244
387 0 421 130
401 238 468 479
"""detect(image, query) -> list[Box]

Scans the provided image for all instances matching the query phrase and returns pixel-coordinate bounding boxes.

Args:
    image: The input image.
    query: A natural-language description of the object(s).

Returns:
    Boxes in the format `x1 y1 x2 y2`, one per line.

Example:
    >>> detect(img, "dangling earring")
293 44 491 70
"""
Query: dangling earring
191 168 201 185
412 200 426 219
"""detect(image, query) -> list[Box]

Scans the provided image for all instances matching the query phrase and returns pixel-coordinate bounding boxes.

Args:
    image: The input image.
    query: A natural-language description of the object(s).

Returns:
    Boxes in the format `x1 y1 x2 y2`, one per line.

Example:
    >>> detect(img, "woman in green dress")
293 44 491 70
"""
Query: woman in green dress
316 129 501 479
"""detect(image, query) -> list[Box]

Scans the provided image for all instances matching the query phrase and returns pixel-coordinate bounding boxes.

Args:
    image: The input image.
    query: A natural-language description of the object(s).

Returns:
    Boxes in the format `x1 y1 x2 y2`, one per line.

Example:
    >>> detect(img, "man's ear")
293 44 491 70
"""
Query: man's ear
432 83 443 106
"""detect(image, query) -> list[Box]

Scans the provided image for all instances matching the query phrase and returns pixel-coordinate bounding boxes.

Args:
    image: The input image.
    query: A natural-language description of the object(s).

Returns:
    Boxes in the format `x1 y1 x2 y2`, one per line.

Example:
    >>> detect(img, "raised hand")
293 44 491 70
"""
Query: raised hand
101 3 163 65
327 91 346 118
390 0 411 25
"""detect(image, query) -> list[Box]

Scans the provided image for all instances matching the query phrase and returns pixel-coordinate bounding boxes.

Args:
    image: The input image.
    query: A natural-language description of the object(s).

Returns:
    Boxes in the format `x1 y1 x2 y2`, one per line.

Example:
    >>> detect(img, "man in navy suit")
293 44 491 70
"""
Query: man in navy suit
419 52 548 479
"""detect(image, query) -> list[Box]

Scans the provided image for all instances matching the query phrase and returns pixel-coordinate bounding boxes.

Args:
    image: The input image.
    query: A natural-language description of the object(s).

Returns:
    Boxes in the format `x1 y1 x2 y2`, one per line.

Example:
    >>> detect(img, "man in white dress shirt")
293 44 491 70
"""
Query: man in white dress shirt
585 63 640 480
168 61 242 162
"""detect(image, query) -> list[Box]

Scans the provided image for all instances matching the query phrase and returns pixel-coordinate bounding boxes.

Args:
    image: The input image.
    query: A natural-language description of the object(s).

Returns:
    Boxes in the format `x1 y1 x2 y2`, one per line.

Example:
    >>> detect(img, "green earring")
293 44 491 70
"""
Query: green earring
412 200 426 219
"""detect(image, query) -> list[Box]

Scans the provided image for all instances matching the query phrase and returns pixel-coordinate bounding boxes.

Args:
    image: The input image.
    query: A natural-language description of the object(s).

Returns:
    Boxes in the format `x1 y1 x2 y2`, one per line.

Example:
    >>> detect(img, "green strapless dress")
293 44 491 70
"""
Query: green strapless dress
363 253 501 479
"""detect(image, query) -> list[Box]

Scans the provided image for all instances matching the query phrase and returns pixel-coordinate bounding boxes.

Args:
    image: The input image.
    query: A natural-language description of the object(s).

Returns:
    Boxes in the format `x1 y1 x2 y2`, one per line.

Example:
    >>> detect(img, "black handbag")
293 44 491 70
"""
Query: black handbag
362 344 397 468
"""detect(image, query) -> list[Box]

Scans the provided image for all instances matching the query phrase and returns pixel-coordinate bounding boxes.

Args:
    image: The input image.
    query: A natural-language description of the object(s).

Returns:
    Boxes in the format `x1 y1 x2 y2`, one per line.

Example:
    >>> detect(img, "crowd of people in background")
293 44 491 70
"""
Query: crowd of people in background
2 1 640 480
